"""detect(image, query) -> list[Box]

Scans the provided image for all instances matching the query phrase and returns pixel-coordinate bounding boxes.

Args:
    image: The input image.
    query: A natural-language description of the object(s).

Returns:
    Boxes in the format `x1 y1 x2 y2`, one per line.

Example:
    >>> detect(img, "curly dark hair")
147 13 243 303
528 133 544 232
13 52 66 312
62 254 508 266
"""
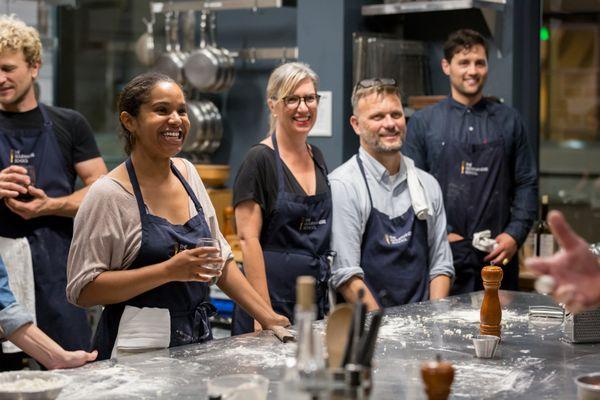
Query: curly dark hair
443 29 488 62
117 72 178 154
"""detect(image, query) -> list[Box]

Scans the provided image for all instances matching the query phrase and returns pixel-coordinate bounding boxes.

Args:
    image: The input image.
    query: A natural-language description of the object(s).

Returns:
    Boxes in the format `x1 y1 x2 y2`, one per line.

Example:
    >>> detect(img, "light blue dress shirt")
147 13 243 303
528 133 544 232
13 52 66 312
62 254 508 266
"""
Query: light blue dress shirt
329 147 454 290
0 256 33 338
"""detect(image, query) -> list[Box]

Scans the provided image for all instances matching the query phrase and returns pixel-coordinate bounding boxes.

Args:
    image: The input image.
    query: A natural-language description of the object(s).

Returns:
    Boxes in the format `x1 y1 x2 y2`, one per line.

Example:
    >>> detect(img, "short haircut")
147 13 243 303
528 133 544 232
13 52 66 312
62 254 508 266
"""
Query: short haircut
0 15 42 66
266 62 319 133
351 81 401 114
443 29 488 62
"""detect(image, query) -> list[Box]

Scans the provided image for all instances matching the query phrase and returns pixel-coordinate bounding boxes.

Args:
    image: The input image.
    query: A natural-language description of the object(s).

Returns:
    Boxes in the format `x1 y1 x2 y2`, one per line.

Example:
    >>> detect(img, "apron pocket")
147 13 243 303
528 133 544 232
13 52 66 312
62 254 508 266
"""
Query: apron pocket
171 303 215 346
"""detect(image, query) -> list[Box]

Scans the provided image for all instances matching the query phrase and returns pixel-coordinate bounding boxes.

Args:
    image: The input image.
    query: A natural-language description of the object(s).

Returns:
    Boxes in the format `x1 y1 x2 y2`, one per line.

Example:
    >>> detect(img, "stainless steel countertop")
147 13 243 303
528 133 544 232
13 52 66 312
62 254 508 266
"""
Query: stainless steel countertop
56 291 599 399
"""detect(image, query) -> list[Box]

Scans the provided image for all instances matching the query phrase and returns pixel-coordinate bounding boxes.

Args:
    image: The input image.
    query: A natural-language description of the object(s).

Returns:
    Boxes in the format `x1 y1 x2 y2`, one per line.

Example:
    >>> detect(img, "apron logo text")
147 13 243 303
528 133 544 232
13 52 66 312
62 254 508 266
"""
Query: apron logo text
9 149 35 165
298 217 327 231
384 232 412 246
460 161 489 176
171 243 189 257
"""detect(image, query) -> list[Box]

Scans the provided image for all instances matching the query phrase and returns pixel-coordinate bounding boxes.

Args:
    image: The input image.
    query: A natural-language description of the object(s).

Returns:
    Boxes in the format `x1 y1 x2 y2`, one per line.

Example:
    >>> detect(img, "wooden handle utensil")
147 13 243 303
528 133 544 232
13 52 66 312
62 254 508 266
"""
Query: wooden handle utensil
272 326 295 343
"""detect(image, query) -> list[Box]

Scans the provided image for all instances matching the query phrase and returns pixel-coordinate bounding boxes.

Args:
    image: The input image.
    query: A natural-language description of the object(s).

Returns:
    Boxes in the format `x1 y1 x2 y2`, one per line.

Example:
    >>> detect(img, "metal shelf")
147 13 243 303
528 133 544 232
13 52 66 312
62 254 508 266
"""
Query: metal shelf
362 0 505 16
151 0 296 14
233 46 298 62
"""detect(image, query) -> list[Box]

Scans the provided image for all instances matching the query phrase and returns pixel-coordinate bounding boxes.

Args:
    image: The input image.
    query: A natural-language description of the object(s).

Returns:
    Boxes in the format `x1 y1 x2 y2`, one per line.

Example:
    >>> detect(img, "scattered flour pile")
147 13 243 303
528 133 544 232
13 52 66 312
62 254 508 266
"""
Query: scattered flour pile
0 376 63 392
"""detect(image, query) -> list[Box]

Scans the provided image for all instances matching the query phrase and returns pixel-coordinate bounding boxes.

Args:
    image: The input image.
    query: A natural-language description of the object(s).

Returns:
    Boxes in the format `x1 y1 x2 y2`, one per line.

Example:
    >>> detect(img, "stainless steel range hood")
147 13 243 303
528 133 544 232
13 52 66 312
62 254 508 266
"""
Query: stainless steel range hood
362 0 506 16
362 0 507 56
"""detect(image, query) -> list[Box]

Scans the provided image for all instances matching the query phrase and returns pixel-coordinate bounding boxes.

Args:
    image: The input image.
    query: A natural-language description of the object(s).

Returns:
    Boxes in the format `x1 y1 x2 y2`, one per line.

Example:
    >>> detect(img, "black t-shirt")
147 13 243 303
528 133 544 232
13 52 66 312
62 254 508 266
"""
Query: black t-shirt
233 144 329 221
0 104 101 185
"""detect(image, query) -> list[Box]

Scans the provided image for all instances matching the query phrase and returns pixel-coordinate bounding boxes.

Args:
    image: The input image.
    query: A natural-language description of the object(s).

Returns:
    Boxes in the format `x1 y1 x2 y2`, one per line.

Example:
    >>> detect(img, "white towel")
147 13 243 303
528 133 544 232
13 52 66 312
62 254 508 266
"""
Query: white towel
472 230 499 253
111 306 171 359
0 236 35 354
404 156 431 220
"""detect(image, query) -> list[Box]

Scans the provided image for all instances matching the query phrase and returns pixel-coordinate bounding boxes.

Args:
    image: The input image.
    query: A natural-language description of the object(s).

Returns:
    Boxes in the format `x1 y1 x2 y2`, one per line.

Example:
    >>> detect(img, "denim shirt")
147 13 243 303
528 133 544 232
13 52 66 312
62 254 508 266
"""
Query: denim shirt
404 96 538 246
0 257 33 338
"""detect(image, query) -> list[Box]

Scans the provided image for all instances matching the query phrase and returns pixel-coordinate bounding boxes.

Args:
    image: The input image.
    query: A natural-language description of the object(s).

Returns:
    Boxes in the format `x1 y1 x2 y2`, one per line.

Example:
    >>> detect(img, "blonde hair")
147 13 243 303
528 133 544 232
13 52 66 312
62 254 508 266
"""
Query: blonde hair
351 85 401 114
266 62 319 133
0 15 42 66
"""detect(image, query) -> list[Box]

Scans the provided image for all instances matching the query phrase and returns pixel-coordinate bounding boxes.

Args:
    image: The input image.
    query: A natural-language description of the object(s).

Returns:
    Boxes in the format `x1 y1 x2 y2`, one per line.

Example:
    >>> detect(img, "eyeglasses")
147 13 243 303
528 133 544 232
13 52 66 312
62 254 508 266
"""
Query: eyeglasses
279 94 321 109
353 78 397 94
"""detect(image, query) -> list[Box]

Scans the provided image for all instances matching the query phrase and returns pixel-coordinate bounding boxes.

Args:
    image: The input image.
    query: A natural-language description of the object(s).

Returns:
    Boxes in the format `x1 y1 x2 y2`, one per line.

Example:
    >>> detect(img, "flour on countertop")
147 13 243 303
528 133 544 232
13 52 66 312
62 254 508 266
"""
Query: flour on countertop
57 363 187 400
0 377 64 392
452 361 534 397
378 308 528 342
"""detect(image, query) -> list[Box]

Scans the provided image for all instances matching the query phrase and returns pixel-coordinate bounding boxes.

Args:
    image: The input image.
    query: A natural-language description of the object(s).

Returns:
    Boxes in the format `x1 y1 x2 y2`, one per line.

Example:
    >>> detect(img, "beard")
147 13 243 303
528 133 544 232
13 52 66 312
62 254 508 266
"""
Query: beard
363 132 404 153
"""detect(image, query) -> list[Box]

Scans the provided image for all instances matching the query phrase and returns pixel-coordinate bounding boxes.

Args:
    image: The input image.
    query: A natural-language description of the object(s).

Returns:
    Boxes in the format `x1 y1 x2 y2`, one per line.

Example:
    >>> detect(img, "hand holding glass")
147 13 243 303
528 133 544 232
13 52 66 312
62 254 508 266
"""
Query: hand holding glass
197 238 223 271
11 164 35 202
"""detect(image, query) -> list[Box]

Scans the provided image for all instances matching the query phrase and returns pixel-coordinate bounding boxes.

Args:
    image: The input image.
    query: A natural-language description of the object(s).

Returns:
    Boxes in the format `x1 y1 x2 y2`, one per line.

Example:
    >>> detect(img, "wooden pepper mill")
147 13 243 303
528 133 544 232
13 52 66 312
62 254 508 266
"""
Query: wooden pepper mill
421 354 455 400
480 265 503 337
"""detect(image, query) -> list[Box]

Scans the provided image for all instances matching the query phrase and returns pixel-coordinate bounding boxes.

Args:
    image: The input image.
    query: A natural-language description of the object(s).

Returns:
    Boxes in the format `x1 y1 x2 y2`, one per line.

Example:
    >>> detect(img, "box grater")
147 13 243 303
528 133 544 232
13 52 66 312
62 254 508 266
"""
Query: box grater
564 308 600 343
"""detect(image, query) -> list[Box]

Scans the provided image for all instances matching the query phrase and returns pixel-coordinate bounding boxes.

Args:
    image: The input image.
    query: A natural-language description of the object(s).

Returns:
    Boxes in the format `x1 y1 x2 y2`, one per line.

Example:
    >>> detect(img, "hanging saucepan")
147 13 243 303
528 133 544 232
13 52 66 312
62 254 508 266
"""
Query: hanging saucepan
208 12 235 92
182 98 207 153
196 99 215 154
183 11 222 92
135 17 156 66
180 10 195 60
153 11 185 84
206 101 223 154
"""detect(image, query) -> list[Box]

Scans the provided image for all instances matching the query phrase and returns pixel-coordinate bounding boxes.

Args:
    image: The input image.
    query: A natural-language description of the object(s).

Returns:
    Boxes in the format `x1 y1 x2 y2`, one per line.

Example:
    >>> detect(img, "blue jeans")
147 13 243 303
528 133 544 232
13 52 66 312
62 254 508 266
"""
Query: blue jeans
0 257 33 338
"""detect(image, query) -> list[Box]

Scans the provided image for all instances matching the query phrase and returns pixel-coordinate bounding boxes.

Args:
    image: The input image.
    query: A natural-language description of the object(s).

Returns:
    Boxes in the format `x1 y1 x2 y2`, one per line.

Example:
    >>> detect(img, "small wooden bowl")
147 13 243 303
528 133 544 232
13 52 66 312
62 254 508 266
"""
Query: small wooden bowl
195 164 230 188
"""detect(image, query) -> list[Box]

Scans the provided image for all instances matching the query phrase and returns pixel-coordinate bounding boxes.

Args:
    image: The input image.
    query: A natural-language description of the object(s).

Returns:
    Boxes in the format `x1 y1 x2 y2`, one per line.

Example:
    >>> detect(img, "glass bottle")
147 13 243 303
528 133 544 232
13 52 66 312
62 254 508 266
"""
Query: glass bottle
534 195 556 257
280 276 327 399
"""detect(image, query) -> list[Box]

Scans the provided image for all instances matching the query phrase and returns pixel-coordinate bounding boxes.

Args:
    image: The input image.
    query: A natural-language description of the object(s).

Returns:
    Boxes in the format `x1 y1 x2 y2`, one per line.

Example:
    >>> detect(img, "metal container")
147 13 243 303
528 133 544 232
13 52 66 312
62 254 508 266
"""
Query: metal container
353 33 430 100
472 334 500 358
564 308 600 343
0 371 69 400
575 373 600 400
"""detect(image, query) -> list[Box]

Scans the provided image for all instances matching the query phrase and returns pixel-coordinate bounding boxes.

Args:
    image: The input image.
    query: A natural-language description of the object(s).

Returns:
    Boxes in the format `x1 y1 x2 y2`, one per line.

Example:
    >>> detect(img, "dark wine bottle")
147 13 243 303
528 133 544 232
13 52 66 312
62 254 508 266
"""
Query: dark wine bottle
534 195 556 257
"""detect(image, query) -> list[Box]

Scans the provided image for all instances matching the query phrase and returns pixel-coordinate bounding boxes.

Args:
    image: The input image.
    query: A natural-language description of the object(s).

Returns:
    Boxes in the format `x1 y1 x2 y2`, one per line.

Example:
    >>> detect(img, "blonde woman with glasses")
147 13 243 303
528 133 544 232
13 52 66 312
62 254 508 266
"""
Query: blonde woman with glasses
231 62 332 335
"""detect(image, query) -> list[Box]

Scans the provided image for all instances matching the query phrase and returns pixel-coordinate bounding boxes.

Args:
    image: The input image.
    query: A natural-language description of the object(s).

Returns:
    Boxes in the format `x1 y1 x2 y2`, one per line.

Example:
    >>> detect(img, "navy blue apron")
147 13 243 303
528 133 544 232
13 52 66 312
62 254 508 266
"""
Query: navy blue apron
434 104 517 294
357 155 429 307
0 103 90 352
231 134 332 335
92 158 215 360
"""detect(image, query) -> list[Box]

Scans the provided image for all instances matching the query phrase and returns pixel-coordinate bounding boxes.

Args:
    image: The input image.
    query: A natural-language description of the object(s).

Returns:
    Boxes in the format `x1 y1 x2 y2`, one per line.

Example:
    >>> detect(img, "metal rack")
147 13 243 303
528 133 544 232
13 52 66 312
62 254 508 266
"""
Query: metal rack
362 0 506 16
150 0 295 14
148 1 298 62
233 46 298 62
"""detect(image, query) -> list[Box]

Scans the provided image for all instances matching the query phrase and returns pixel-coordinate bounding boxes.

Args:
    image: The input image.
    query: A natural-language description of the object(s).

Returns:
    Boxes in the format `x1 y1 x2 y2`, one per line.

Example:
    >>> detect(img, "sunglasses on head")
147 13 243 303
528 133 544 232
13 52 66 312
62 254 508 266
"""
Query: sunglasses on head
354 78 397 91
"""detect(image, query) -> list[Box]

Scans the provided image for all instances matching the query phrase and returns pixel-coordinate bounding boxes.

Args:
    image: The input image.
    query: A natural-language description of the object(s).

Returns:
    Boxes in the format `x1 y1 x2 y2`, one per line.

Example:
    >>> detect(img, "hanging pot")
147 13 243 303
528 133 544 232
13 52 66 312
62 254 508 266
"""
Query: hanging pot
183 11 223 92
135 17 156 66
182 99 207 153
207 12 235 92
153 11 185 84
196 99 215 154
205 100 223 154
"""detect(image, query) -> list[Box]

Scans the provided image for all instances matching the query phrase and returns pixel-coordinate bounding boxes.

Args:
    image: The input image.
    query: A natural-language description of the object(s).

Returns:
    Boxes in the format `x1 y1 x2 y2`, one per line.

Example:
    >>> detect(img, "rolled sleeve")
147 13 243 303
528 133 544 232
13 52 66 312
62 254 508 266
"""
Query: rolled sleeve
0 303 33 338
420 172 455 280
0 259 17 311
329 171 368 290
67 179 130 305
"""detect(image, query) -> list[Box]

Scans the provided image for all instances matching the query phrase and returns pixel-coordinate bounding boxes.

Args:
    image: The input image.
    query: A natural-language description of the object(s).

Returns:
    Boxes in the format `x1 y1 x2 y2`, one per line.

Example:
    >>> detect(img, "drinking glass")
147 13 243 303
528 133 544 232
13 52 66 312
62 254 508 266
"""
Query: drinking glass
196 237 223 271
12 164 35 202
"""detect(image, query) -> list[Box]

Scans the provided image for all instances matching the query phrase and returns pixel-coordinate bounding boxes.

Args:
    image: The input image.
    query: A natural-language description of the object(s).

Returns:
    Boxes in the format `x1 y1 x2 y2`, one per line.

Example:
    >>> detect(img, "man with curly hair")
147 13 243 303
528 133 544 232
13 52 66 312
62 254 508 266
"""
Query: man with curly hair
0 15 107 368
